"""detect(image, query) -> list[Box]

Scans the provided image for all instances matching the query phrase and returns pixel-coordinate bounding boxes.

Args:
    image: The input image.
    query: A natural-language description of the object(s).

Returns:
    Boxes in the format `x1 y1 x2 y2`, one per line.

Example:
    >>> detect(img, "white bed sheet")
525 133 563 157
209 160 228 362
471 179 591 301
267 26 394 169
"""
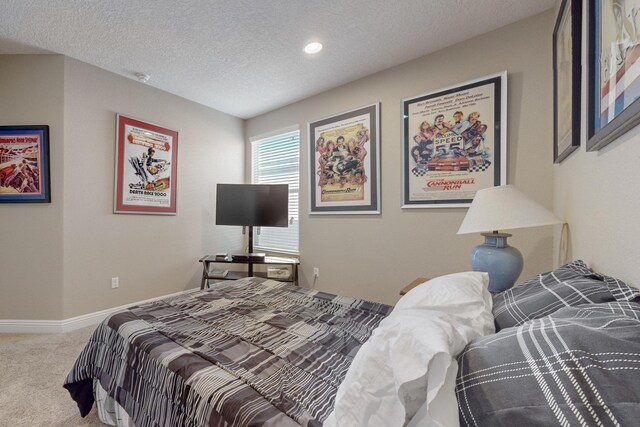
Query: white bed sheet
94 379 133 427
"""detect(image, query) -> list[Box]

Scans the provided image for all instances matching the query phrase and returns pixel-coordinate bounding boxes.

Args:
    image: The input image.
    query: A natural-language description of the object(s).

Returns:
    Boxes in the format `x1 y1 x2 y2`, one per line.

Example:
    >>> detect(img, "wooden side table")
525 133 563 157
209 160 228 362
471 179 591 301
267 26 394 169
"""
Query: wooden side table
400 277 429 295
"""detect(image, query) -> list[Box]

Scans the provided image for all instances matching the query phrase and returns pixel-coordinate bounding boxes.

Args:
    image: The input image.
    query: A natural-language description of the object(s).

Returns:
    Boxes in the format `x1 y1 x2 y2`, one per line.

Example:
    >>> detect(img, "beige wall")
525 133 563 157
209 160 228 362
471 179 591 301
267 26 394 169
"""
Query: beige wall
553 3 640 288
1 55 245 320
0 55 65 319
246 11 557 305
554 129 640 287
3 9 580 319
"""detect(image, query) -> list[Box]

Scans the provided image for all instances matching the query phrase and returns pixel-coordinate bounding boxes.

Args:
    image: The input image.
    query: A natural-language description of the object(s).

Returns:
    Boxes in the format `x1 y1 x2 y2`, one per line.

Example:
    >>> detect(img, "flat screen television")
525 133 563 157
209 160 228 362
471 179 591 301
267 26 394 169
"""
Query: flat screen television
215 184 289 228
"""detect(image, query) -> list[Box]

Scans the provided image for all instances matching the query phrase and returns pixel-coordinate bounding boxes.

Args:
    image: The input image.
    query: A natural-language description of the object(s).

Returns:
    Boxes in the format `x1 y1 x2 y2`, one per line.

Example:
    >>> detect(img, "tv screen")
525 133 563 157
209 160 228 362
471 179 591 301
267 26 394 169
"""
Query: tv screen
216 184 289 227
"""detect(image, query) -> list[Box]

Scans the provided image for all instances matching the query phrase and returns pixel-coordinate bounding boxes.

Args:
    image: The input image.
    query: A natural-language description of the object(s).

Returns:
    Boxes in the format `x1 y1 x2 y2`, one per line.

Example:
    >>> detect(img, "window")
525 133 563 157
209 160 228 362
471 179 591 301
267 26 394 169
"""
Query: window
251 130 299 254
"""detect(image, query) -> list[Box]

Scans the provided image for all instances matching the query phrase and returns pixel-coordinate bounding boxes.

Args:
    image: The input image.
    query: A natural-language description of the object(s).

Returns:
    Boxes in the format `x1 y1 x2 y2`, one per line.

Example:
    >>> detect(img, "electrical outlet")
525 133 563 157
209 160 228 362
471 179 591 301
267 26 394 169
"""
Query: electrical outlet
111 277 119 289
313 268 319 278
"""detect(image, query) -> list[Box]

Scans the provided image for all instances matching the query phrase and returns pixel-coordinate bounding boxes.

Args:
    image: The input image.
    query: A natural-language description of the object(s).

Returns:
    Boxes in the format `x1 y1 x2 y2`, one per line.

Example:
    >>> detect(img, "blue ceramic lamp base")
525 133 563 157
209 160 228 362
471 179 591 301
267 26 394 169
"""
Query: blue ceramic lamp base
470 232 523 293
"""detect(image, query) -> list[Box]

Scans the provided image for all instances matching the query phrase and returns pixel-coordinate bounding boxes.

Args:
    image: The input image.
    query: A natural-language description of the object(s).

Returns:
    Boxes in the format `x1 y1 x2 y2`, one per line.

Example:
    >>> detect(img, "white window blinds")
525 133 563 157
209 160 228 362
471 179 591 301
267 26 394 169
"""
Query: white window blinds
251 130 299 254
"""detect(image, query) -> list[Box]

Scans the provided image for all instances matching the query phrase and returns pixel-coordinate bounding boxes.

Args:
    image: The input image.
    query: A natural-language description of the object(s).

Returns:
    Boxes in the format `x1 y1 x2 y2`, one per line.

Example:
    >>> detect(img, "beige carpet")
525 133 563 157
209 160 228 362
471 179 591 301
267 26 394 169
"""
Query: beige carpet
0 326 104 427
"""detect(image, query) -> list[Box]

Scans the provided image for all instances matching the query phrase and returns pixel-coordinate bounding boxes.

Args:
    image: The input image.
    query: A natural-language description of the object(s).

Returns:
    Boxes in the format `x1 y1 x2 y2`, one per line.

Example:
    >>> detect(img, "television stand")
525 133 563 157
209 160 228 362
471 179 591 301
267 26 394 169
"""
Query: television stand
199 255 299 289
231 253 266 262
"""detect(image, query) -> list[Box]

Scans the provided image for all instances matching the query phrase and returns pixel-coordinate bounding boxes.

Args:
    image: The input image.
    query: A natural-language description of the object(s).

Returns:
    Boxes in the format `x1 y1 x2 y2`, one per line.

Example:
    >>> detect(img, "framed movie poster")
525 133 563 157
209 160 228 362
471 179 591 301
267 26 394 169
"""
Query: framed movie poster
402 72 507 208
0 125 51 203
588 0 640 151
114 115 178 215
553 0 582 163
308 103 380 214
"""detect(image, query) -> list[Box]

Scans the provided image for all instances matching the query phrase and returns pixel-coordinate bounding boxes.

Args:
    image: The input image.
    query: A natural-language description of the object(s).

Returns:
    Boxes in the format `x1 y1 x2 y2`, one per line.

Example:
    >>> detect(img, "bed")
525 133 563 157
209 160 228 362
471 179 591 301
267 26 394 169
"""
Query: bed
65 261 640 426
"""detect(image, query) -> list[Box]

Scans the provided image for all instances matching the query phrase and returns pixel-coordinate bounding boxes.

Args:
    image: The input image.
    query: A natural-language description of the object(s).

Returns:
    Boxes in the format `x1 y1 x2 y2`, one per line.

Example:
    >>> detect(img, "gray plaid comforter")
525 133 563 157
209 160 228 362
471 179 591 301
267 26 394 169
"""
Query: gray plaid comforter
457 301 640 426
64 278 392 427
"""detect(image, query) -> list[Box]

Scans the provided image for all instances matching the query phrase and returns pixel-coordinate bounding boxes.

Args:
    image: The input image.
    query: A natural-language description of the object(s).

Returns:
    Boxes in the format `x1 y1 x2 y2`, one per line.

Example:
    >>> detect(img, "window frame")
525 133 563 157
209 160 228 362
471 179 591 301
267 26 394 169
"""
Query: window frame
249 127 300 255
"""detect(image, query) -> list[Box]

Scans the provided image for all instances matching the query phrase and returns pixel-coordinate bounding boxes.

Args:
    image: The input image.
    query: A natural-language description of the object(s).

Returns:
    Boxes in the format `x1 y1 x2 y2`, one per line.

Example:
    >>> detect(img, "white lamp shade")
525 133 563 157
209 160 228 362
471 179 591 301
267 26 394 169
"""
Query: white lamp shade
457 185 562 234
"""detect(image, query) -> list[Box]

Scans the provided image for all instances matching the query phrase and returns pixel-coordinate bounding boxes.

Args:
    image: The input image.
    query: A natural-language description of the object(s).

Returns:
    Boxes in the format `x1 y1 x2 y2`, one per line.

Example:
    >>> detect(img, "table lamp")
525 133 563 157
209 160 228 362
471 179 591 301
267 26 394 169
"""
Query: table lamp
457 185 562 292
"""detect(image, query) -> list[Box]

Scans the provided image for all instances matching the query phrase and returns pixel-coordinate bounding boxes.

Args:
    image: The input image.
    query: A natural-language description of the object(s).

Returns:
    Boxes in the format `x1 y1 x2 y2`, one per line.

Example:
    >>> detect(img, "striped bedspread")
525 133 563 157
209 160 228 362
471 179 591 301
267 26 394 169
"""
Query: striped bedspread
64 278 391 427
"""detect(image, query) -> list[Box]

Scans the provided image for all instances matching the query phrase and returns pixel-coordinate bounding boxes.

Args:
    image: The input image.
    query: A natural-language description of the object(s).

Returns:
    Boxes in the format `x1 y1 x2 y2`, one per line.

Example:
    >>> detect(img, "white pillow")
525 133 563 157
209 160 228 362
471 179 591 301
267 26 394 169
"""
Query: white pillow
394 271 494 336
325 272 494 427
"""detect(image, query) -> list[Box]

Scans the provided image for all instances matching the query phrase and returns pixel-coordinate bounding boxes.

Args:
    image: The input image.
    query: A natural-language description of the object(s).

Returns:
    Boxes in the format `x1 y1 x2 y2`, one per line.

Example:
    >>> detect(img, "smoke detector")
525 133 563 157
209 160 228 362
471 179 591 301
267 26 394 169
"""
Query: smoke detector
133 72 150 83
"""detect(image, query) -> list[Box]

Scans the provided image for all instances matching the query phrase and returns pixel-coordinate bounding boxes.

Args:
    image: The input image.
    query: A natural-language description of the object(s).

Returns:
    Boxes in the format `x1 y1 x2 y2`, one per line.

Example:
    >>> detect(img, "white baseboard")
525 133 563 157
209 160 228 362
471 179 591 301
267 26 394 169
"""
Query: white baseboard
0 320 64 334
0 288 198 334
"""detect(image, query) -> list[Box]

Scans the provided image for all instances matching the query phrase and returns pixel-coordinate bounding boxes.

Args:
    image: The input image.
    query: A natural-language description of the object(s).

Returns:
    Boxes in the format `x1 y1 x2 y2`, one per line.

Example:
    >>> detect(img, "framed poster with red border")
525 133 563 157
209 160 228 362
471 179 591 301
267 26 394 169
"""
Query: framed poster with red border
114 114 178 215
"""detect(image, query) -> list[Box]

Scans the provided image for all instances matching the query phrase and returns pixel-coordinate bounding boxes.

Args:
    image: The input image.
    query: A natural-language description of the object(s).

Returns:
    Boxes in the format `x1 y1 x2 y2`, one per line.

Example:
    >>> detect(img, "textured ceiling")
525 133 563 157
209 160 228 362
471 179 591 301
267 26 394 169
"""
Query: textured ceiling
0 0 556 119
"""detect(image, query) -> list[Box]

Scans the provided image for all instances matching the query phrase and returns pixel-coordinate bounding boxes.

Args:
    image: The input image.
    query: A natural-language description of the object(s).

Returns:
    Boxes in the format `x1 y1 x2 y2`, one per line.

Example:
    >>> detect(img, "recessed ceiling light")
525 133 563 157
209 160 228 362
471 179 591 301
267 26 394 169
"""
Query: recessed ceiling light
304 42 323 54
